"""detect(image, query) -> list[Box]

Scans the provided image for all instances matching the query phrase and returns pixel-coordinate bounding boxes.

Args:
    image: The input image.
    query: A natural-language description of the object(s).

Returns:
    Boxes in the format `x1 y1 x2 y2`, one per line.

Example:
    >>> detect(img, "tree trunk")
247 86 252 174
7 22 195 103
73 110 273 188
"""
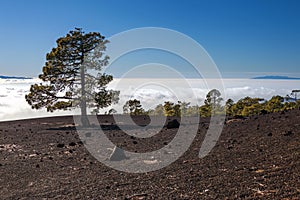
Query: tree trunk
80 64 90 127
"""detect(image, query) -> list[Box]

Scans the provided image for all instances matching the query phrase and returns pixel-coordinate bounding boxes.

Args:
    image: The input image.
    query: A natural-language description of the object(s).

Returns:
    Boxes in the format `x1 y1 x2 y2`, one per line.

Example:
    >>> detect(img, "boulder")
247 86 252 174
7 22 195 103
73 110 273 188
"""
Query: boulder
166 119 180 129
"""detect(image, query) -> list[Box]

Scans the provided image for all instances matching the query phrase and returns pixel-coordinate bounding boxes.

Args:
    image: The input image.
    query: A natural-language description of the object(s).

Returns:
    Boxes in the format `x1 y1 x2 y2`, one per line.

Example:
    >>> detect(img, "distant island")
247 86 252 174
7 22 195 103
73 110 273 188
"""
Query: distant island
252 75 300 80
0 75 32 79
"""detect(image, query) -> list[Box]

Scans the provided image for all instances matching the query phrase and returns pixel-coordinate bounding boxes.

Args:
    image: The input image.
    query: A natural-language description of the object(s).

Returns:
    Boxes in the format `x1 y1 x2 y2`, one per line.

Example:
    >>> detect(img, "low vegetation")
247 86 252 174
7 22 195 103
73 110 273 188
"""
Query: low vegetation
123 89 300 117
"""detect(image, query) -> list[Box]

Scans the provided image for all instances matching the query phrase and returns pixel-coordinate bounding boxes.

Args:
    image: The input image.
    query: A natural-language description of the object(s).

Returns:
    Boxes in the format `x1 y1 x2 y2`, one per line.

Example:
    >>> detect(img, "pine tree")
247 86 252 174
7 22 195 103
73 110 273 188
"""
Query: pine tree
203 89 223 116
123 99 145 115
25 28 119 126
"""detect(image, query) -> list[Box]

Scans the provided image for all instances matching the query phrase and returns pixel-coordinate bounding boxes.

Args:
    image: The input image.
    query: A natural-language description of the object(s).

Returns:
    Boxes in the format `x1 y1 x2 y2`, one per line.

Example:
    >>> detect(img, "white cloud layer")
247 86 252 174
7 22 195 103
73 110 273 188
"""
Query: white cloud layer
0 78 299 121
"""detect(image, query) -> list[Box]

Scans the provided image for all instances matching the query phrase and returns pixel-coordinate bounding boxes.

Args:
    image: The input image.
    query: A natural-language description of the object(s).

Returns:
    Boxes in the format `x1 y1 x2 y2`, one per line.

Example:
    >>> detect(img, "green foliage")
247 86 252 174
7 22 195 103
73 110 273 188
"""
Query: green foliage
163 101 176 116
147 102 199 116
199 104 212 117
163 101 181 116
188 105 200 116
147 104 164 116
283 101 299 110
264 95 284 113
225 99 234 116
146 90 300 118
25 28 119 125
204 89 223 105
182 103 199 116
229 97 264 117
123 99 145 115
144 90 300 118
241 103 263 116
200 89 224 117
225 94 300 117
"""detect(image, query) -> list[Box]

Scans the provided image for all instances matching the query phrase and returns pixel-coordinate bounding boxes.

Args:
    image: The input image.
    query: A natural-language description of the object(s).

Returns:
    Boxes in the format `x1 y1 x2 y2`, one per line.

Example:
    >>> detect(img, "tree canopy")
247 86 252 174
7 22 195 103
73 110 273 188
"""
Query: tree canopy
25 28 119 126
123 99 145 115
199 89 224 117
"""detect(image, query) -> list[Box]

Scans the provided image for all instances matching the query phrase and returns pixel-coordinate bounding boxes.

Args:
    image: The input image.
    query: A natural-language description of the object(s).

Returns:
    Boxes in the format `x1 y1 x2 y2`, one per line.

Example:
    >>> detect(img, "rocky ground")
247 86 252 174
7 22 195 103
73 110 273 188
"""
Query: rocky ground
0 110 299 199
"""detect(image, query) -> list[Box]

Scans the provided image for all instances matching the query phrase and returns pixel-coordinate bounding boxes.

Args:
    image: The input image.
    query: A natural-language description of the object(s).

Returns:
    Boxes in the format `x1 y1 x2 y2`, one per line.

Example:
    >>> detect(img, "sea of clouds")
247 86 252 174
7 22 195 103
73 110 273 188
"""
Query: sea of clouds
0 78 299 121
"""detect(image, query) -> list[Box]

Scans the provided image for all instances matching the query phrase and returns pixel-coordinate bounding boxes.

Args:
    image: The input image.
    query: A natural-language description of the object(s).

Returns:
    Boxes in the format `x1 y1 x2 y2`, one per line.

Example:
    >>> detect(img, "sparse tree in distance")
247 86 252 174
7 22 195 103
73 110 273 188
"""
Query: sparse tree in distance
230 97 264 117
179 101 191 116
163 101 181 116
147 104 164 116
199 104 212 117
225 99 234 116
123 99 145 115
200 89 223 117
163 101 175 116
264 95 284 113
25 28 119 126
185 105 200 116
291 90 300 101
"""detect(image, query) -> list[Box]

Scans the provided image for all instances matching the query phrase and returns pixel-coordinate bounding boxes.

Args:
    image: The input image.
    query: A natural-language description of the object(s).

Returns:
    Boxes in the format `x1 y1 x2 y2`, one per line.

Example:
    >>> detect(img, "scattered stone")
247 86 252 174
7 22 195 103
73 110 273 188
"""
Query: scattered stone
133 141 138 145
69 142 76 146
109 146 127 161
166 119 180 129
226 119 243 124
143 159 158 164
267 132 273 136
36 164 40 168
283 130 293 136
255 169 265 173
249 166 258 171
57 143 65 148
0 144 21 152
125 193 148 200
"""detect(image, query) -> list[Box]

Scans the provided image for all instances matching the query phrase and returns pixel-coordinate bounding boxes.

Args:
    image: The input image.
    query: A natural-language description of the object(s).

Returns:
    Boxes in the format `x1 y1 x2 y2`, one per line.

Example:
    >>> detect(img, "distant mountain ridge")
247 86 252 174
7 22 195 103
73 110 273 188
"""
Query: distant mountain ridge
252 75 300 80
0 75 32 79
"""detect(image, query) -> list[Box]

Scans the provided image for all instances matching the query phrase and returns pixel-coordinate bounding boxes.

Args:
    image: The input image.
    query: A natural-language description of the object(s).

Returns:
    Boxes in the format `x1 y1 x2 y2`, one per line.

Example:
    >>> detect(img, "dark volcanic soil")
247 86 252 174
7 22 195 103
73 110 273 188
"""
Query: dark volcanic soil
0 111 299 199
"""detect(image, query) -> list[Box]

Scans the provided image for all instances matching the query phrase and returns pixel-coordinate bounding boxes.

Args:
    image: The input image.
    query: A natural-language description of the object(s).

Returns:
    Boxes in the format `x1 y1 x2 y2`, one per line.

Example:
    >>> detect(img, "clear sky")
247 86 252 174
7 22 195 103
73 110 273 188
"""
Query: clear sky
0 0 299 78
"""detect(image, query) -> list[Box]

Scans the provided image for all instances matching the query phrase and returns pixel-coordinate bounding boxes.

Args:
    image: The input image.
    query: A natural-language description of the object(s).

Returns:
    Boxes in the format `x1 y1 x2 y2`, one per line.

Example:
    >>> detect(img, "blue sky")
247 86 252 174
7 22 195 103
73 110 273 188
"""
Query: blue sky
0 0 299 78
